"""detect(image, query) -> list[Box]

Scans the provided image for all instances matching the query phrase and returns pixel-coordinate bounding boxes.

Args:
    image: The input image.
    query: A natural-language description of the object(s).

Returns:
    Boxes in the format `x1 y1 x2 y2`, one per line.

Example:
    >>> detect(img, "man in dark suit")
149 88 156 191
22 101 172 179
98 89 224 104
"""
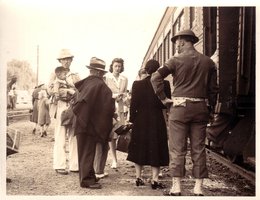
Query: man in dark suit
73 57 115 189
151 29 218 196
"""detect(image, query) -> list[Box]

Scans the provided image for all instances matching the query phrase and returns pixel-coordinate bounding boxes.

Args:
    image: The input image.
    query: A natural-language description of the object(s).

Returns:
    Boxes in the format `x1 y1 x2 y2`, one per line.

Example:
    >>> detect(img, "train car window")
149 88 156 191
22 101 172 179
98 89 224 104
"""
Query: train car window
172 22 178 55
171 11 184 56
154 52 158 61
203 7 217 57
163 31 170 62
158 44 163 66
190 7 196 28
179 12 185 30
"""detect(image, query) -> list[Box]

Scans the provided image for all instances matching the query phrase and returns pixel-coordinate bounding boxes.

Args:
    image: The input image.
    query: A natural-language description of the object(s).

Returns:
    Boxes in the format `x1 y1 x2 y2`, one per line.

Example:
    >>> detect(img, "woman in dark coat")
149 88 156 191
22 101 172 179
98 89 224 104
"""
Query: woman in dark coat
127 59 171 189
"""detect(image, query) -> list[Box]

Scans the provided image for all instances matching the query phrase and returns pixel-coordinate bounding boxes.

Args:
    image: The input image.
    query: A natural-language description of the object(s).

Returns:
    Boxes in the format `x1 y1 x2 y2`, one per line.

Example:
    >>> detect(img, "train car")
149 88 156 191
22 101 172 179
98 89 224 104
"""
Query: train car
142 7 255 166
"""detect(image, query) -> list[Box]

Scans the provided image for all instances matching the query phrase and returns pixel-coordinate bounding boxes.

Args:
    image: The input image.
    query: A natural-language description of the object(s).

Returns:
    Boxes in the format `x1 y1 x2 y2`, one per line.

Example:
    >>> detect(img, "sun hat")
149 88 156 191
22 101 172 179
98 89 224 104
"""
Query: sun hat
57 49 74 60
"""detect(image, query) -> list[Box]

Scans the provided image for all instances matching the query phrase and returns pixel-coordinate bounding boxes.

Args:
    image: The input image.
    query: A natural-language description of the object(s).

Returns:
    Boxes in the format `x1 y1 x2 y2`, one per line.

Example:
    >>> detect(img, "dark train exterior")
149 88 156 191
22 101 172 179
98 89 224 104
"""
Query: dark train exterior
142 7 255 166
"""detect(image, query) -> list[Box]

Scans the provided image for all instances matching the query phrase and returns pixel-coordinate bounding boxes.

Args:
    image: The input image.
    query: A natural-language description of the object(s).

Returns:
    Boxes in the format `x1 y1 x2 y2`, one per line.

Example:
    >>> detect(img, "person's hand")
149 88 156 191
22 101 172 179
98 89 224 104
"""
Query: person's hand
127 122 133 129
113 112 118 120
161 97 173 106
66 88 75 95
46 98 51 105
116 93 124 102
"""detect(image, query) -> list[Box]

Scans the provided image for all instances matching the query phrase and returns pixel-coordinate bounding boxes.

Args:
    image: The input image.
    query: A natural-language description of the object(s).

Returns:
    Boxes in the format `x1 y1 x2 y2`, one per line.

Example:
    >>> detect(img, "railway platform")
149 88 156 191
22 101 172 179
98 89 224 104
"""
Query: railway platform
5 118 255 196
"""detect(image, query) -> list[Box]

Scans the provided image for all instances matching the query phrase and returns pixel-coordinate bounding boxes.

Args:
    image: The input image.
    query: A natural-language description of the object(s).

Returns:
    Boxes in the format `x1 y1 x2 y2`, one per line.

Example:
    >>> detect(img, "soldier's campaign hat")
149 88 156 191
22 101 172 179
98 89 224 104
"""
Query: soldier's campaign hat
171 29 199 44
57 49 74 60
86 57 107 72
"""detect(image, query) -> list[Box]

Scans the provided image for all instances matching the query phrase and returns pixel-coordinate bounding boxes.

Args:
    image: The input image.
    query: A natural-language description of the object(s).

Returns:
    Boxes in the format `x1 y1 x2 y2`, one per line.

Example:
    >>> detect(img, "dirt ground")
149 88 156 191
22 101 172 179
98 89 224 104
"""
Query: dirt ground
5 119 255 197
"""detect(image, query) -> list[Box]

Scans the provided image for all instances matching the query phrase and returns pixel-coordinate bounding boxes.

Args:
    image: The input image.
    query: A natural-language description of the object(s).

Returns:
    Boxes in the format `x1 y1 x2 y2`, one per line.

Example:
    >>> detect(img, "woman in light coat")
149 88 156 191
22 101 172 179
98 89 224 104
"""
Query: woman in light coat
104 58 128 169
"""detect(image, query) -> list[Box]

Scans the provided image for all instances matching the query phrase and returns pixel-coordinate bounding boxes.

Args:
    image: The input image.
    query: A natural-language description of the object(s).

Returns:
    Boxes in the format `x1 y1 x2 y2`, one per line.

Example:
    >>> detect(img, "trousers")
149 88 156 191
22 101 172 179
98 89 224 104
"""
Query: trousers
94 142 109 174
77 134 97 187
168 100 209 178
53 100 78 171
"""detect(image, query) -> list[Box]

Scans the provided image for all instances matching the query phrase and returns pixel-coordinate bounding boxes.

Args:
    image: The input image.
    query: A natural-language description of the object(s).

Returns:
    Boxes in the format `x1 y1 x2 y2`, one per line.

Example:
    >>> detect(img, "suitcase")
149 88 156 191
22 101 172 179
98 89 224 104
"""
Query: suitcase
7 128 21 156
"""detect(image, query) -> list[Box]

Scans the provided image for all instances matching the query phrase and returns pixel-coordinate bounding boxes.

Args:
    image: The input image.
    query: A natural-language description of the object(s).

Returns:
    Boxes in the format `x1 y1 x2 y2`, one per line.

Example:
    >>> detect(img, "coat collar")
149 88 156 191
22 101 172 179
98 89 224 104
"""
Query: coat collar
75 75 103 90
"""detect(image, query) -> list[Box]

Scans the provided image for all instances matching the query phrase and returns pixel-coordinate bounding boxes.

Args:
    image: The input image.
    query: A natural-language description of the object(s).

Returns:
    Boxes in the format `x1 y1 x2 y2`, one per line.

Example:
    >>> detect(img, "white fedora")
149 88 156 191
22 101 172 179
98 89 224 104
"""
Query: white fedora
57 49 74 60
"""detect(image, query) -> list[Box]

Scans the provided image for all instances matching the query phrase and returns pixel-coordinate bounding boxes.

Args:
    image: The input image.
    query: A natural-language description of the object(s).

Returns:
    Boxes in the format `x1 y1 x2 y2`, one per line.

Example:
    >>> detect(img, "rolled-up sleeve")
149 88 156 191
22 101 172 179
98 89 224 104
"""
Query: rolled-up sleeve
151 66 171 100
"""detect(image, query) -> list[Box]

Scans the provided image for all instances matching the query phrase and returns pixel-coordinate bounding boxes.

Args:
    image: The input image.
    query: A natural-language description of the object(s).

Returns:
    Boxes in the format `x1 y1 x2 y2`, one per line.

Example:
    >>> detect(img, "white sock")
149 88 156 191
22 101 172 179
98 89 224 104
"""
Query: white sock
170 177 181 193
194 179 203 194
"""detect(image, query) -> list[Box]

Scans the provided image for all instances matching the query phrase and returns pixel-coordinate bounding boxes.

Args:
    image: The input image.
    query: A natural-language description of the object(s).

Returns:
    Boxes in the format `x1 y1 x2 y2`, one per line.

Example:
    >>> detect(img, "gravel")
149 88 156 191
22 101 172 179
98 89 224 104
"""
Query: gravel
6 120 255 197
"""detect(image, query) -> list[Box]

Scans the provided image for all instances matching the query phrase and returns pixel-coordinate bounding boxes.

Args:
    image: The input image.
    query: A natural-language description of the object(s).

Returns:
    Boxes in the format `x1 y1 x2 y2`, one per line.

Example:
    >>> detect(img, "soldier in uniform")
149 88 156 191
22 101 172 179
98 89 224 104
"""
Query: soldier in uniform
151 29 218 196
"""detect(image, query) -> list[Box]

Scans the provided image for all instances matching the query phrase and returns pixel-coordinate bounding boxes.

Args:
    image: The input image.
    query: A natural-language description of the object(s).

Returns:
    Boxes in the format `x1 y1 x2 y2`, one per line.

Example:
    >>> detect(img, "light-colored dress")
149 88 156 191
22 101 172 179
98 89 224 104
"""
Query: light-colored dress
30 87 41 123
37 90 51 126
105 73 128 122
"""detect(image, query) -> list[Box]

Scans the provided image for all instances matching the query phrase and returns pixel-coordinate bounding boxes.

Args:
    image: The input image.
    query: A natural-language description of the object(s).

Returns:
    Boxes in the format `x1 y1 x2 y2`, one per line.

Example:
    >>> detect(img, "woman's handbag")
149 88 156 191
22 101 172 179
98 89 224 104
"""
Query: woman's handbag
114 124 132 135
116 128 132 153
60 106 74 126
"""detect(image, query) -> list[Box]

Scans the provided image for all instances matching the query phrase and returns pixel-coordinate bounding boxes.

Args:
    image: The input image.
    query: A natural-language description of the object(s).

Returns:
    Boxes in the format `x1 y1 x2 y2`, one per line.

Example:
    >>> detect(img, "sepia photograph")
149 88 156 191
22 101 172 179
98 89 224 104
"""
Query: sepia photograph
0 0 258 199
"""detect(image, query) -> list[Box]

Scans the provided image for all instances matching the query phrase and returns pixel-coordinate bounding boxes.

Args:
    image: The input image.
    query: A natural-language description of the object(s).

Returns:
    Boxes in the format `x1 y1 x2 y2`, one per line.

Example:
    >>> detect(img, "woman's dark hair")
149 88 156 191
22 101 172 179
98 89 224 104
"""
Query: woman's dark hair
144 59 160 75
109 58 124 73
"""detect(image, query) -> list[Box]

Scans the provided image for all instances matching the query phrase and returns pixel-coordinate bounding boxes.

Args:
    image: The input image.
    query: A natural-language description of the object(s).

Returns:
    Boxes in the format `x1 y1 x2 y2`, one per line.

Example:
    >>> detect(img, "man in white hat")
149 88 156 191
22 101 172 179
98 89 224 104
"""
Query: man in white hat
48 49 80 175
72 57 115 189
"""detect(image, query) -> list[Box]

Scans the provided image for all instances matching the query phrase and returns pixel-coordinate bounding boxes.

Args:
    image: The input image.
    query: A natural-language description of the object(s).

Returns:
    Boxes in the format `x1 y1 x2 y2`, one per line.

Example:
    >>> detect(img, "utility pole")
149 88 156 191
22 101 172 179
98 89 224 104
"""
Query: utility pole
36 45 39 85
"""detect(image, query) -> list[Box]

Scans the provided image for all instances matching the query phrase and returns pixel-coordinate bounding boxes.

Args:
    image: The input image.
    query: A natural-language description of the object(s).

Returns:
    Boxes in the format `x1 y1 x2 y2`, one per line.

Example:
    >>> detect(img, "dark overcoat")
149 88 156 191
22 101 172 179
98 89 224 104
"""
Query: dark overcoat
127 76 169 167
73 75 115 143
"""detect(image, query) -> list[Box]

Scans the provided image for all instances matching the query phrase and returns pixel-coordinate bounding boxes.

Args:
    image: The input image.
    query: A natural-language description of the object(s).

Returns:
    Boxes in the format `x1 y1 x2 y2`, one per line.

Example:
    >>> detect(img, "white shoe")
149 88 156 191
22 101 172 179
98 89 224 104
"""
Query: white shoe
194 178 203 195
171 177 181 193
159 172 163 178
95 172 109 178
111 162 117 169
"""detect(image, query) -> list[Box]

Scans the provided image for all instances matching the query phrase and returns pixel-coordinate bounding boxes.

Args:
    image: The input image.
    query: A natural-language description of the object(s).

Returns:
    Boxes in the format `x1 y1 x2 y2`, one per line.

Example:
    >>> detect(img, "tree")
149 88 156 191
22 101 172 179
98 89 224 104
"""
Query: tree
7 59 36 90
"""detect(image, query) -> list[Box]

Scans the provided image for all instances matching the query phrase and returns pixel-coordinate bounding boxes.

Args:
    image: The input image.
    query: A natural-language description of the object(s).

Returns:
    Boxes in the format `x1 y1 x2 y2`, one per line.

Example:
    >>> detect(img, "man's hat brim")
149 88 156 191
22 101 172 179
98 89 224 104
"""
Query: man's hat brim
57 49 74 60
171 29 199 44
37 83 44 88
86 65 107 72
57 56 74 60
171 35 199 43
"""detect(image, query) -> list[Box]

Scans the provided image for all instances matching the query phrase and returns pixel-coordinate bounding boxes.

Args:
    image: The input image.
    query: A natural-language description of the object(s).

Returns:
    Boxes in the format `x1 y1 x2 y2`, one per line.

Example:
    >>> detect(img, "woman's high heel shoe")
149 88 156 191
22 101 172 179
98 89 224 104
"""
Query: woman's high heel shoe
43 131 47 137
136 178 145 186
151 181 166 189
